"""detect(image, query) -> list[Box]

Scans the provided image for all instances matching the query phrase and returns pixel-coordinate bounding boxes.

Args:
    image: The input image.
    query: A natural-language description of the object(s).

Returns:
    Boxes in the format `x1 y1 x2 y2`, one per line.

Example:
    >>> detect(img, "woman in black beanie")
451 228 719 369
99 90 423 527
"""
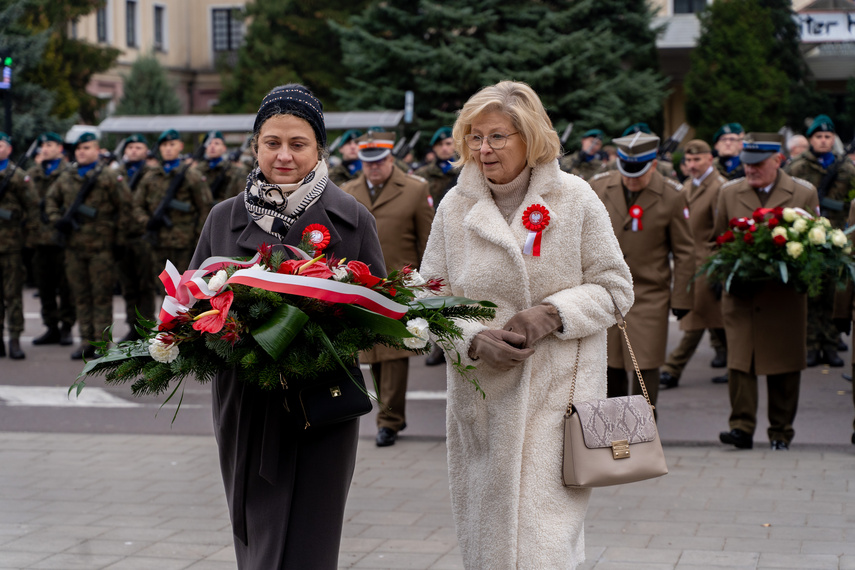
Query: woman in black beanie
190 84 386 569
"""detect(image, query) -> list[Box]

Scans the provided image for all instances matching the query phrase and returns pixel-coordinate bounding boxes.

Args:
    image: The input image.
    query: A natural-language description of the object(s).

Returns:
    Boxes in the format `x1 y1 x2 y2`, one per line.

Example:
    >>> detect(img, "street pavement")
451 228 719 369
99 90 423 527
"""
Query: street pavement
1 290 854 569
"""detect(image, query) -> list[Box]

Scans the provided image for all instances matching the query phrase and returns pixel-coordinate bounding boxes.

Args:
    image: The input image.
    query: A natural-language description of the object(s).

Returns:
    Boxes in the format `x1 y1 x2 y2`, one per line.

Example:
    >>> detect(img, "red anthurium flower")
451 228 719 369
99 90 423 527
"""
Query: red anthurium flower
278 259 335 279
192 291 234 334
347 260 383 287
743 232 754 244
773 234 787 246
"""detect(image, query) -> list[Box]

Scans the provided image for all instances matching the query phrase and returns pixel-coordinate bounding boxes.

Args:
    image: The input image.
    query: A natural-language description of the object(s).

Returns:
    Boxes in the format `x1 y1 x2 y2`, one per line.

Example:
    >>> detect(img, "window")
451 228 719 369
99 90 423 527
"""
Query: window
212 8 244 52
673 0 706 13
126 0 137 48
154 5 165 51
97 7 108 43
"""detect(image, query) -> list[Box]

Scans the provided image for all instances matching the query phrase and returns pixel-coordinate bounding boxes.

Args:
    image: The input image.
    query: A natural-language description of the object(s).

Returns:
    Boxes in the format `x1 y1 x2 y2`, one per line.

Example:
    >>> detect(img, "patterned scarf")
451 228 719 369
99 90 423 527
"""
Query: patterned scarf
244 160 329 240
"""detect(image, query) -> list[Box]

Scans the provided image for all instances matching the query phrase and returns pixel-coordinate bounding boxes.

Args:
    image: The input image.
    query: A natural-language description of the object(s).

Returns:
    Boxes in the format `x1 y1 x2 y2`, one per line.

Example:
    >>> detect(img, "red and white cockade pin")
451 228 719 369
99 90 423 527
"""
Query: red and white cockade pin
302 224 331 255
521 204 550 256
629 205 643 231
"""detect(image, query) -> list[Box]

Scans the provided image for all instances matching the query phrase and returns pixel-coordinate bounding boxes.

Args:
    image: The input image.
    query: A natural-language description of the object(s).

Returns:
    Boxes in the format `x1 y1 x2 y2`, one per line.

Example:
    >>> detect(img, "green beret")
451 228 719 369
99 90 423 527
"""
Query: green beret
157 129 180 145
340 129 363 145
622 123 652 137
807 114 834 136
582 129 605 140
713 122 744 143
367 126 384 134
39 132 63 144
75 132 97 146
0 132 10 144
206 130 224 142
430 127 453 147
125 133 148 145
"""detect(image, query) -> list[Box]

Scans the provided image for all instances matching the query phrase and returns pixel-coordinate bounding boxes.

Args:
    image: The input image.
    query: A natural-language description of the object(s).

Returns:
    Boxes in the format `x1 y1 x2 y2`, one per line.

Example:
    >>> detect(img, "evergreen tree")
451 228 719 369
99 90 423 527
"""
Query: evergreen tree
684 0 790 142
215 0 371 113
331 0 668 144
115 52 182 115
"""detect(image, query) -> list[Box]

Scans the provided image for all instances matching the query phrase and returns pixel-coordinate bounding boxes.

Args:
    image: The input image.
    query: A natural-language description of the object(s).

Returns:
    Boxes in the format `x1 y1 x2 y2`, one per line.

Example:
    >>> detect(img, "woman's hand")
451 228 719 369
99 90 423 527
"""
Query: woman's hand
502 304 563 348
468 330 535 371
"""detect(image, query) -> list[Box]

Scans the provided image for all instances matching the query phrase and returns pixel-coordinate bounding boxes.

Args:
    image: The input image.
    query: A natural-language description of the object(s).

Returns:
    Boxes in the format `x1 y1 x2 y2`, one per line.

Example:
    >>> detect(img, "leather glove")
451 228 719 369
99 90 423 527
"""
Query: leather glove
54 218 73 235
834 318 851 336
671 308 690 320
502 304 563 348
468 329 535 371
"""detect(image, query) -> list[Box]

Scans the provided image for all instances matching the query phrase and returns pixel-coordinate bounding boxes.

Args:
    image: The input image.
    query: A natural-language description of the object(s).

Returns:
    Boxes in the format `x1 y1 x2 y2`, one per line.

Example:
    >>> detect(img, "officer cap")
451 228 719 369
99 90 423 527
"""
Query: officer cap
582 129 606 140
739 132 783 165
430 127 453 147
683 139 711 155
622 123 652 137
0 132 11 144
75 132 98 147
39 132 63 145
125 133 148 146
614 132 660 178
807 114 834 137
157 129 181 146
713 123 744 143
357 132 395 163
340 129 363 145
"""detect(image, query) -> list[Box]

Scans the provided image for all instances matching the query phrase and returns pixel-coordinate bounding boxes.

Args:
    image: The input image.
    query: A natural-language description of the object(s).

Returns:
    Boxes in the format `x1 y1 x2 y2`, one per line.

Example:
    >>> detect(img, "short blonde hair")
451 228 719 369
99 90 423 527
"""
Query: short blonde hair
452 81 561 168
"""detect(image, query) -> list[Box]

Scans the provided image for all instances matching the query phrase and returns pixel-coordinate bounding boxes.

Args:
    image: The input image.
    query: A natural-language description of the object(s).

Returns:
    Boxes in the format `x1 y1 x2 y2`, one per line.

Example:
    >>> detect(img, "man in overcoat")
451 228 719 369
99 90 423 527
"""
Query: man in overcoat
660 140 729 389
714 133 820 450
341 132 435 446
590 132 694 408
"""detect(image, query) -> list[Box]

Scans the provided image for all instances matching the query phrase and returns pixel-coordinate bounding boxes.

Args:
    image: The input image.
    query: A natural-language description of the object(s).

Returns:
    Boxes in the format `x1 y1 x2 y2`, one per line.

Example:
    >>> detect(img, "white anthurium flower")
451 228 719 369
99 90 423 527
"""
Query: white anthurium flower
403 317 430 349
149 334 179 363
332 266 349 281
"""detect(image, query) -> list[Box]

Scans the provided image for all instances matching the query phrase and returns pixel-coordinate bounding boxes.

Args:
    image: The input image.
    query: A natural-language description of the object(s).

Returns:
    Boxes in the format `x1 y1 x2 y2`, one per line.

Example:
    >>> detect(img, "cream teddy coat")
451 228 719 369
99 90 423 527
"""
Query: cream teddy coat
420 159 634 569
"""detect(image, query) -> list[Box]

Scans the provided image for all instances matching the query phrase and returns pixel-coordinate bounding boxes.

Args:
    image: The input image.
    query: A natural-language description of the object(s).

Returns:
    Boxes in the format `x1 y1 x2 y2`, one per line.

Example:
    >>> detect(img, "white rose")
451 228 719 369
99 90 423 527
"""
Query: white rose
403 317 430 349
332 266 349 281
149 334 179 363
786 241 804 259
207 270 228 292
403 269 426 287
820 217 832 228
808 226 826 245
782 208 797 222
830 229 848 248
792 218 808 234
771 227 788 239
845 246 852 255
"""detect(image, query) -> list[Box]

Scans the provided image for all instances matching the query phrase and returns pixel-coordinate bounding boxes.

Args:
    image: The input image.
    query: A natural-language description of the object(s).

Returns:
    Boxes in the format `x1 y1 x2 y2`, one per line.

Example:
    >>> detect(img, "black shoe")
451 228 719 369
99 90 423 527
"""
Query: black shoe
32 327 61 345
806 350 820 367
823 349 844 368
851 432 855 445
59 324 74 346
711 374 728 384
70 345 97 360
838 338 848 352
710 351 727 368
425 346 445 366
659 371 679 389
719 428 753 449
8 340 24 360
844 373 852 382
0 341 5 357
376 427 398 447
770 440 789 450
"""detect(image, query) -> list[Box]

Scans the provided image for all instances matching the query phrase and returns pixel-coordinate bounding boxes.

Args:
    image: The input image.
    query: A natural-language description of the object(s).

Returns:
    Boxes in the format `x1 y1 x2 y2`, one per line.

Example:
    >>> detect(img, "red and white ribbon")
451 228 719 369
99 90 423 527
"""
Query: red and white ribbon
629 205 643 231
521 204 550 257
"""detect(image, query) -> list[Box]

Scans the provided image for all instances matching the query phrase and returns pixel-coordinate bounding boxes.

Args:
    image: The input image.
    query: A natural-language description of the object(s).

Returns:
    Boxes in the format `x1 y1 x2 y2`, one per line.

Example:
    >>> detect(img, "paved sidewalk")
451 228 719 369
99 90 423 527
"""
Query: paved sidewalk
1 432 854 569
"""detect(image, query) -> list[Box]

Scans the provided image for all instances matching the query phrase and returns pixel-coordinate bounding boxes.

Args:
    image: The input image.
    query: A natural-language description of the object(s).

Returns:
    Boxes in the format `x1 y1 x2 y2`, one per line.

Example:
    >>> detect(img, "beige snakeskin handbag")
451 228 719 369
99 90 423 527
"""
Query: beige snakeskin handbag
562 301 668 488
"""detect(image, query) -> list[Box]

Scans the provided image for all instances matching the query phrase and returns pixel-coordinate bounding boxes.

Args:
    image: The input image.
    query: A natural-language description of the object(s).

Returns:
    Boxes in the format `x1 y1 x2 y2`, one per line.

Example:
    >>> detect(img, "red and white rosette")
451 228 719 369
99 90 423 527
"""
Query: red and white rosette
629 205 643 231
302 224 331 255
521 204 550 257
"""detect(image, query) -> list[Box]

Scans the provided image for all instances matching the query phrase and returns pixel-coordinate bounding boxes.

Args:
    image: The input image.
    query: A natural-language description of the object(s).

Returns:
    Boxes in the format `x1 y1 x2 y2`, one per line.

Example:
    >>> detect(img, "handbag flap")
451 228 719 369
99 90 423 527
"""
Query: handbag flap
572 395 657 449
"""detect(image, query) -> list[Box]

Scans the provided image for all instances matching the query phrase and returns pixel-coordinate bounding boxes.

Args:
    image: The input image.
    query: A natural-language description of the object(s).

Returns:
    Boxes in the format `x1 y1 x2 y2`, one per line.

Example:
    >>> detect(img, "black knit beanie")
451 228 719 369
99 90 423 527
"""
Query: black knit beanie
253 84 326 148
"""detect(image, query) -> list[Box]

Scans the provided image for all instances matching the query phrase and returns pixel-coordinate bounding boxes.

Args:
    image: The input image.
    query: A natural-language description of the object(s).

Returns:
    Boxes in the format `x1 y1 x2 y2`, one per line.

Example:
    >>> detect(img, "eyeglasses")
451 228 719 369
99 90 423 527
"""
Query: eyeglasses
463 132 519 151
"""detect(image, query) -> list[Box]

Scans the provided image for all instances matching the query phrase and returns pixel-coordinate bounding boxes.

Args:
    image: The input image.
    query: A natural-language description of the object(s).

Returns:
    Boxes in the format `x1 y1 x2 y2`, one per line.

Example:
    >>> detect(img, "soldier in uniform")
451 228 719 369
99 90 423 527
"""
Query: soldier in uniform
133 129 213 276
27 132 75 347
590 132 694 408
45 132 134 360
785 115 855 367
413 127 459 209
328 129 362 186
0 132 40 359
559 128 608 181
712 123 745 180
341 132 435 447
660 140 729 389
715 133 819 450
193 131 248 204
607 123 677 179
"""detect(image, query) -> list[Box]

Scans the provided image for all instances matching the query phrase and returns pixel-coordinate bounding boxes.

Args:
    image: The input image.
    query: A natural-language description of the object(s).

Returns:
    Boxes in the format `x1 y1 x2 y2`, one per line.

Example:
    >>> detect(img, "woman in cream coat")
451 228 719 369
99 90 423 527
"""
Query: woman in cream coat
420 81 633 569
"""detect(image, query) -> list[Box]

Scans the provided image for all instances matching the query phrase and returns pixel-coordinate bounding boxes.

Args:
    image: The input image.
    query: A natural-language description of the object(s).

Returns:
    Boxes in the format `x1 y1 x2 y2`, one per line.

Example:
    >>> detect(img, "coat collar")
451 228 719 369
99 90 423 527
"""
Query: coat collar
737 170 792 212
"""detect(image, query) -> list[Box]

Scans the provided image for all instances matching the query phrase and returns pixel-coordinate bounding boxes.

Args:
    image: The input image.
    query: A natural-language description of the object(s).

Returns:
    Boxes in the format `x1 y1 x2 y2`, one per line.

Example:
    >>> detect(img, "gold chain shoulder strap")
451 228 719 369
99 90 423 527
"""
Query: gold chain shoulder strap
565 290 653 415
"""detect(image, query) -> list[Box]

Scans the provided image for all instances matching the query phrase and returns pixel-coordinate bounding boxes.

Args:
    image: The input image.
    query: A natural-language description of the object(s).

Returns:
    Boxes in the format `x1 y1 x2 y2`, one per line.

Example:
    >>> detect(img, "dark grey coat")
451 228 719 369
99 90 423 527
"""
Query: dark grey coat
191 182 385 569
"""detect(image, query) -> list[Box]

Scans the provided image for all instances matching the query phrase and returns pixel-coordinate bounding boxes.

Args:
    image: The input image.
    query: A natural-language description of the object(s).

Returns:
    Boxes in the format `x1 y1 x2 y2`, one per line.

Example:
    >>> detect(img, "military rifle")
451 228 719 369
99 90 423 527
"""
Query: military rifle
816 133 855 215
0 138 39 221
658 123 689 159
143 133 210 244
394 131 421 160
559 123 574 148
53 160 106 245
327 134 344 155
228 134 252 163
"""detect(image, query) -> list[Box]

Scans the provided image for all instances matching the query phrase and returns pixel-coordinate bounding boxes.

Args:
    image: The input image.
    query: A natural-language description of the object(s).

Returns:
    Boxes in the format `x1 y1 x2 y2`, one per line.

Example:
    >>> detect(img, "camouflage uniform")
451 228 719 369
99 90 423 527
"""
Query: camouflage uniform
27 159 76 334
45 165 133 345
193 158 248 204
559 151 608 181
412 159 459 209
328 160 362 187
714 156 745 181
0 162 39 342
785 150 855 357
133 162 213 275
